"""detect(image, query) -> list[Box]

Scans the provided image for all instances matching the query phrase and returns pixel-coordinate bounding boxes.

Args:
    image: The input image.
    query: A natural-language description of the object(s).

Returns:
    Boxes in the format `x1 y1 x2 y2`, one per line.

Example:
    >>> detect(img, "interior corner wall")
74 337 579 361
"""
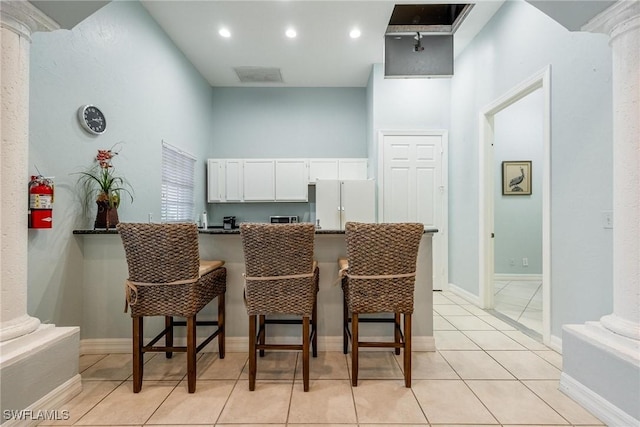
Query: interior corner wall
449 0 613 338
28 1 214 335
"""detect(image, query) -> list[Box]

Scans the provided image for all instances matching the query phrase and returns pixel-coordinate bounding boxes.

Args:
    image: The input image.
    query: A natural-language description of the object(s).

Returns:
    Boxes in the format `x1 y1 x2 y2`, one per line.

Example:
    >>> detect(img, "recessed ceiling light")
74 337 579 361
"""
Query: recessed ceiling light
349 28 361 39
219 28 231 38
285 28 297 38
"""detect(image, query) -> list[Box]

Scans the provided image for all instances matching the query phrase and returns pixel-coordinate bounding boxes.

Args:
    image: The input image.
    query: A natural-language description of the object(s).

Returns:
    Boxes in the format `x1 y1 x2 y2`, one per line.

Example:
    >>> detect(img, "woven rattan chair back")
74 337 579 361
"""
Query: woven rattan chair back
344 221 424 314
241 222 316 316
118 222 200 284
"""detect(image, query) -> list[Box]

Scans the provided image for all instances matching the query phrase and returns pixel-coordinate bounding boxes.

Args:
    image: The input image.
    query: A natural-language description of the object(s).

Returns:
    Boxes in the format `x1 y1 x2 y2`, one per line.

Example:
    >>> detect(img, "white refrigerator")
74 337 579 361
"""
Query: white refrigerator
315 180 376 230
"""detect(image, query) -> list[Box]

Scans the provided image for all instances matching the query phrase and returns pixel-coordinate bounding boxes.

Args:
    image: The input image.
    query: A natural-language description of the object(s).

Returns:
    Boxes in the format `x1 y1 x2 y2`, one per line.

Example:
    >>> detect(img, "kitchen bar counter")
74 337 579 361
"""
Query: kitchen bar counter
73 226 436 353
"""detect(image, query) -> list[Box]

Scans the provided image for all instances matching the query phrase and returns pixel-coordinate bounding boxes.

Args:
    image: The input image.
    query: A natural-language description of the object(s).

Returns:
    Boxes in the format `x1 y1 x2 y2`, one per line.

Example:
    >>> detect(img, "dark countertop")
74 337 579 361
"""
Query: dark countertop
73 226 438 235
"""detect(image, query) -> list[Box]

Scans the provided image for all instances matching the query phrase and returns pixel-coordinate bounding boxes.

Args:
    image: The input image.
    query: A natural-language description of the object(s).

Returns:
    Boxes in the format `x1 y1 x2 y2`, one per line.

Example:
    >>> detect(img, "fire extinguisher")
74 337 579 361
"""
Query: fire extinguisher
28 175 54 228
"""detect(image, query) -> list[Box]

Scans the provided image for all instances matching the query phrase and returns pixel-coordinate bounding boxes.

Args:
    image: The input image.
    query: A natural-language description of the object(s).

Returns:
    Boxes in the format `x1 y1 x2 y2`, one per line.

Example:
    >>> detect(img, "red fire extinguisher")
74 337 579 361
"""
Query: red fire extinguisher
28 175 54 228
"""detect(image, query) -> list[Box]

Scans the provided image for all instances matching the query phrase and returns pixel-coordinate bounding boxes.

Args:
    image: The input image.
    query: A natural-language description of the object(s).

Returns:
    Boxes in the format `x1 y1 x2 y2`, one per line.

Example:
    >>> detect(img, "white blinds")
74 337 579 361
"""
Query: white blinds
161 142 196 223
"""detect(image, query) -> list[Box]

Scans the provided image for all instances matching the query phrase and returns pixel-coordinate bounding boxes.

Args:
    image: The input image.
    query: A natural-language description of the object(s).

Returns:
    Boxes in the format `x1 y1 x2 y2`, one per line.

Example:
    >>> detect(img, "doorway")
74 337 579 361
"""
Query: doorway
478 67 551 344
378 130 448 291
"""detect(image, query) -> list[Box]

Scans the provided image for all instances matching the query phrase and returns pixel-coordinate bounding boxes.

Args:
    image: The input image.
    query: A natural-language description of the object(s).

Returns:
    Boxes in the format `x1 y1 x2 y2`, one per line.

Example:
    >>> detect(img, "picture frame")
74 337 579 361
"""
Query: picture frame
502 161 532 195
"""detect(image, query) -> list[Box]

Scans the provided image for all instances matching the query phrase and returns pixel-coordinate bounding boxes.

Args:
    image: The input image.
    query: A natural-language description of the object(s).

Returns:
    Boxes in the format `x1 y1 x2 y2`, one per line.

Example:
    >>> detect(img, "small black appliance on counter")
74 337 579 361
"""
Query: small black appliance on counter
223 216 236 230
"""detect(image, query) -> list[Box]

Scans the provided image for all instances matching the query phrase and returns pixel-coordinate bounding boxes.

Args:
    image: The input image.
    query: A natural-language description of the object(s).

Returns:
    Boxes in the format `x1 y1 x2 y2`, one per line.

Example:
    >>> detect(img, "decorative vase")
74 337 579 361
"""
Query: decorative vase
95 200 119 229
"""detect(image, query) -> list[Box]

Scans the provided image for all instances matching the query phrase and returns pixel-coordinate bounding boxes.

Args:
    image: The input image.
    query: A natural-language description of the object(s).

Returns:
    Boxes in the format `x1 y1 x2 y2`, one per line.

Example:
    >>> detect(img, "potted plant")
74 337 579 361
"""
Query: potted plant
76 144 134 229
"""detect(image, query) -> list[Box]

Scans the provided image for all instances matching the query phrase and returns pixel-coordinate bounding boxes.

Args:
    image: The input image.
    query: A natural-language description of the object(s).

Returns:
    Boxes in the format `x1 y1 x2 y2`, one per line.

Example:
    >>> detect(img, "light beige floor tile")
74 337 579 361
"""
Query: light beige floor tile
147 425 213 427
433 293 455 305
141 352 189 380
394 351 459 379
411 379 497 425
440 294 469 305
433 305 472 316
466 380 568 425
75 380 177 425
198 352 247 379
217 380 292 424
216 425 283 427
346 351 403 379
80 353 143 380
433 315 457 331
146 380 235 424
294 351 349 379
459 304 490 316
79 354 108 373
288 380 356 423
431 425 498 427
477 315 518 330
534 350 563 370
239 351 297 380
445 315 495 330
434 331 481 350
524 380 604 425
440 351 514 379
463 330 526 350
37 380 122 426
487 351 561 379
359 425 427 427
503 330 549 350
352 380 427 424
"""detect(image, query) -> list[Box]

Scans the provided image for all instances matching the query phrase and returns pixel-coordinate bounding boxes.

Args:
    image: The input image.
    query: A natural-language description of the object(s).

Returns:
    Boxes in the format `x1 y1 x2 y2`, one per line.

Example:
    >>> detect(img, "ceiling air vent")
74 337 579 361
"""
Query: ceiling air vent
234 67 283 83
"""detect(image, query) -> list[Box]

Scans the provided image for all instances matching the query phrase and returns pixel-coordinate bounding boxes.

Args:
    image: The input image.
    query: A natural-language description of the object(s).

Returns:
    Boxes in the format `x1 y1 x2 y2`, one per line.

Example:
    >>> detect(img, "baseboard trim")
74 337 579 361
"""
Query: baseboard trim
559 372 639 427
548 334 563 353
80 335 437 354
1 375 82 427
494 273 543 282
447 283 481 305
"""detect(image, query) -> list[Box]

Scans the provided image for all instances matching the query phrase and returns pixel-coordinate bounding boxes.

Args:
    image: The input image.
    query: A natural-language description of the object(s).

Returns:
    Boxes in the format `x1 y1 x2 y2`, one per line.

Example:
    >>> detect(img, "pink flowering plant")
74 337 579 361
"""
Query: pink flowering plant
76 144 134 212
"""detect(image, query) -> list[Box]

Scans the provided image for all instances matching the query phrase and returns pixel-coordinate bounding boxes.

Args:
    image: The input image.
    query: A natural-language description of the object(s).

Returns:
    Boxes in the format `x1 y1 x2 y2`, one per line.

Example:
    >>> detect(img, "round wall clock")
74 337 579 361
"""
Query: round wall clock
78 105 107 135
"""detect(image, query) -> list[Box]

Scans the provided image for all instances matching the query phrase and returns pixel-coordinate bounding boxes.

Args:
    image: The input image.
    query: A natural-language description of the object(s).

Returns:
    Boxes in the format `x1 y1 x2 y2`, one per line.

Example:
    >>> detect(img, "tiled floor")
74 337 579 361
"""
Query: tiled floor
494 280 543 335
41 290 604 426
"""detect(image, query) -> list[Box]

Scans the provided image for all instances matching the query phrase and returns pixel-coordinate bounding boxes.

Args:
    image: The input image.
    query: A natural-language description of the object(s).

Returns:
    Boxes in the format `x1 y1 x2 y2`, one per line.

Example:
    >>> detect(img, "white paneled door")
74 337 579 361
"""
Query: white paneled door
380 131 447 290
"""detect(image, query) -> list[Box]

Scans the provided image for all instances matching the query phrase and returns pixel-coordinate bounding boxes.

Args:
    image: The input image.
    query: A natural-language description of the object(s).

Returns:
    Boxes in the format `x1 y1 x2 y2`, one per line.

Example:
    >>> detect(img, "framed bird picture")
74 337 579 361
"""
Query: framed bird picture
502 161 532 195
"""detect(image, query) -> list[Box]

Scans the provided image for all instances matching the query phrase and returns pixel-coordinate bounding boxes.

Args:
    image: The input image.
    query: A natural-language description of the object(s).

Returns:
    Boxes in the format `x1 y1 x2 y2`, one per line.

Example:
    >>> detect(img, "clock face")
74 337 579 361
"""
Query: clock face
78 105 106 135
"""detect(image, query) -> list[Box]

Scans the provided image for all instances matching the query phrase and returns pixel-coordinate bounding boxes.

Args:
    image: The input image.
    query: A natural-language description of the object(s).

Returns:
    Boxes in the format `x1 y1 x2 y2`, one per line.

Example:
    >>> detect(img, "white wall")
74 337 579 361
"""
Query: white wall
449 0 613 338
28 1 214 331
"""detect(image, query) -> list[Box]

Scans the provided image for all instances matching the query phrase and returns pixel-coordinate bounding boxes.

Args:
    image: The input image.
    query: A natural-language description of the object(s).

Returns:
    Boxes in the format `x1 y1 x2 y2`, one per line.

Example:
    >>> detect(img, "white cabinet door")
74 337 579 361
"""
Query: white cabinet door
275 159 308 201
338 159 368 180
244 159 275 201
342 180 375 225
308 159 339 182
315 180 341 230
225 159 243 202
207 159 225 202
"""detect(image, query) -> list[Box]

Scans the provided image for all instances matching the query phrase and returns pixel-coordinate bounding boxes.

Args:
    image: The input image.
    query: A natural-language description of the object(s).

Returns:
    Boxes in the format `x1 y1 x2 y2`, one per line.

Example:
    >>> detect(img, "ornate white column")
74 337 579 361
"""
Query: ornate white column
584 0 640 341
0 1 58 342
561 2 640 425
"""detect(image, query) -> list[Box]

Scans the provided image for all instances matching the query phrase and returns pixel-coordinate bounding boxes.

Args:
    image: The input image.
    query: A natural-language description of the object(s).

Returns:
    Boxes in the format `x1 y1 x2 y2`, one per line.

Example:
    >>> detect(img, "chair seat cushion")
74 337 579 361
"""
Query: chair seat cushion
200 260 225 277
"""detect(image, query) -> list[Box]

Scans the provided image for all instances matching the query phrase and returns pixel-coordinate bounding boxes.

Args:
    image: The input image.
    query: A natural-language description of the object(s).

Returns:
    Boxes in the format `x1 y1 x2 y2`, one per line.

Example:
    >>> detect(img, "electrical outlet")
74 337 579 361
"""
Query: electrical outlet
522 257 528 267
602 211 613 229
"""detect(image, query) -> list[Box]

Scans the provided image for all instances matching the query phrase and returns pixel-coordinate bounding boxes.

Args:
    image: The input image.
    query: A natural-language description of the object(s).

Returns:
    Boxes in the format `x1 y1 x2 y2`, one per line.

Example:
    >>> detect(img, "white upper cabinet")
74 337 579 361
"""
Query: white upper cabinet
243 159 275 201
225 159 243 202
338 159 368 180
207 159 225 203
308 159 339 182
275 159 308 201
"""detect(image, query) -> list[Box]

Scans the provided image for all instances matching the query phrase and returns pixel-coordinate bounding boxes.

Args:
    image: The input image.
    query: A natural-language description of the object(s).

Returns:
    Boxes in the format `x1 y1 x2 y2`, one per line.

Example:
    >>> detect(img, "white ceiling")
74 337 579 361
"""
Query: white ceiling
140 1 505 87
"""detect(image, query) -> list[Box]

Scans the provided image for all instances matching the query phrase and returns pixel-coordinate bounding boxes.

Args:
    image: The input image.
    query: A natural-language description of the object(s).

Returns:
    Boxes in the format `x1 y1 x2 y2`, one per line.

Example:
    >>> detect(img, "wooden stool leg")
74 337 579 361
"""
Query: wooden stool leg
187 316 196 393
259 315 266 357
343 290 349 354
249 314 257 391
312 295 318 358
394 313 401 355
303 316 310 392
351 313 359 387
218 293 225 359
404 313 412 388
165 316 173 359
132 317 143 393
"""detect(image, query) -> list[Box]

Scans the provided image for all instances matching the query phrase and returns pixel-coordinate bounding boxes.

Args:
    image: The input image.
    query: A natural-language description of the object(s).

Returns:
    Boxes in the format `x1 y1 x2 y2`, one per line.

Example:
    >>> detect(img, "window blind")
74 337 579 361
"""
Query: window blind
161 142 196 223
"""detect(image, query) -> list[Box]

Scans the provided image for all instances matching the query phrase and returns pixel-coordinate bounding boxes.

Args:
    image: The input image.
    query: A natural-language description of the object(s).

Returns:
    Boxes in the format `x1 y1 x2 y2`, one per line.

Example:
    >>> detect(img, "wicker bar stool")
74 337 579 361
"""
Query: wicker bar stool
240 222 319 392
340 221 423 387
117 222 226 393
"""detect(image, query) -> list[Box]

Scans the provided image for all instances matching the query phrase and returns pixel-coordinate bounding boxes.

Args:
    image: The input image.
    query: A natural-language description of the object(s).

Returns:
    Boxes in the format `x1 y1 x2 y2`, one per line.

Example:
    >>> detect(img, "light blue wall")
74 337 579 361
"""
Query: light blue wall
494 89 543 275
449 0 613 338
28 1 214 331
